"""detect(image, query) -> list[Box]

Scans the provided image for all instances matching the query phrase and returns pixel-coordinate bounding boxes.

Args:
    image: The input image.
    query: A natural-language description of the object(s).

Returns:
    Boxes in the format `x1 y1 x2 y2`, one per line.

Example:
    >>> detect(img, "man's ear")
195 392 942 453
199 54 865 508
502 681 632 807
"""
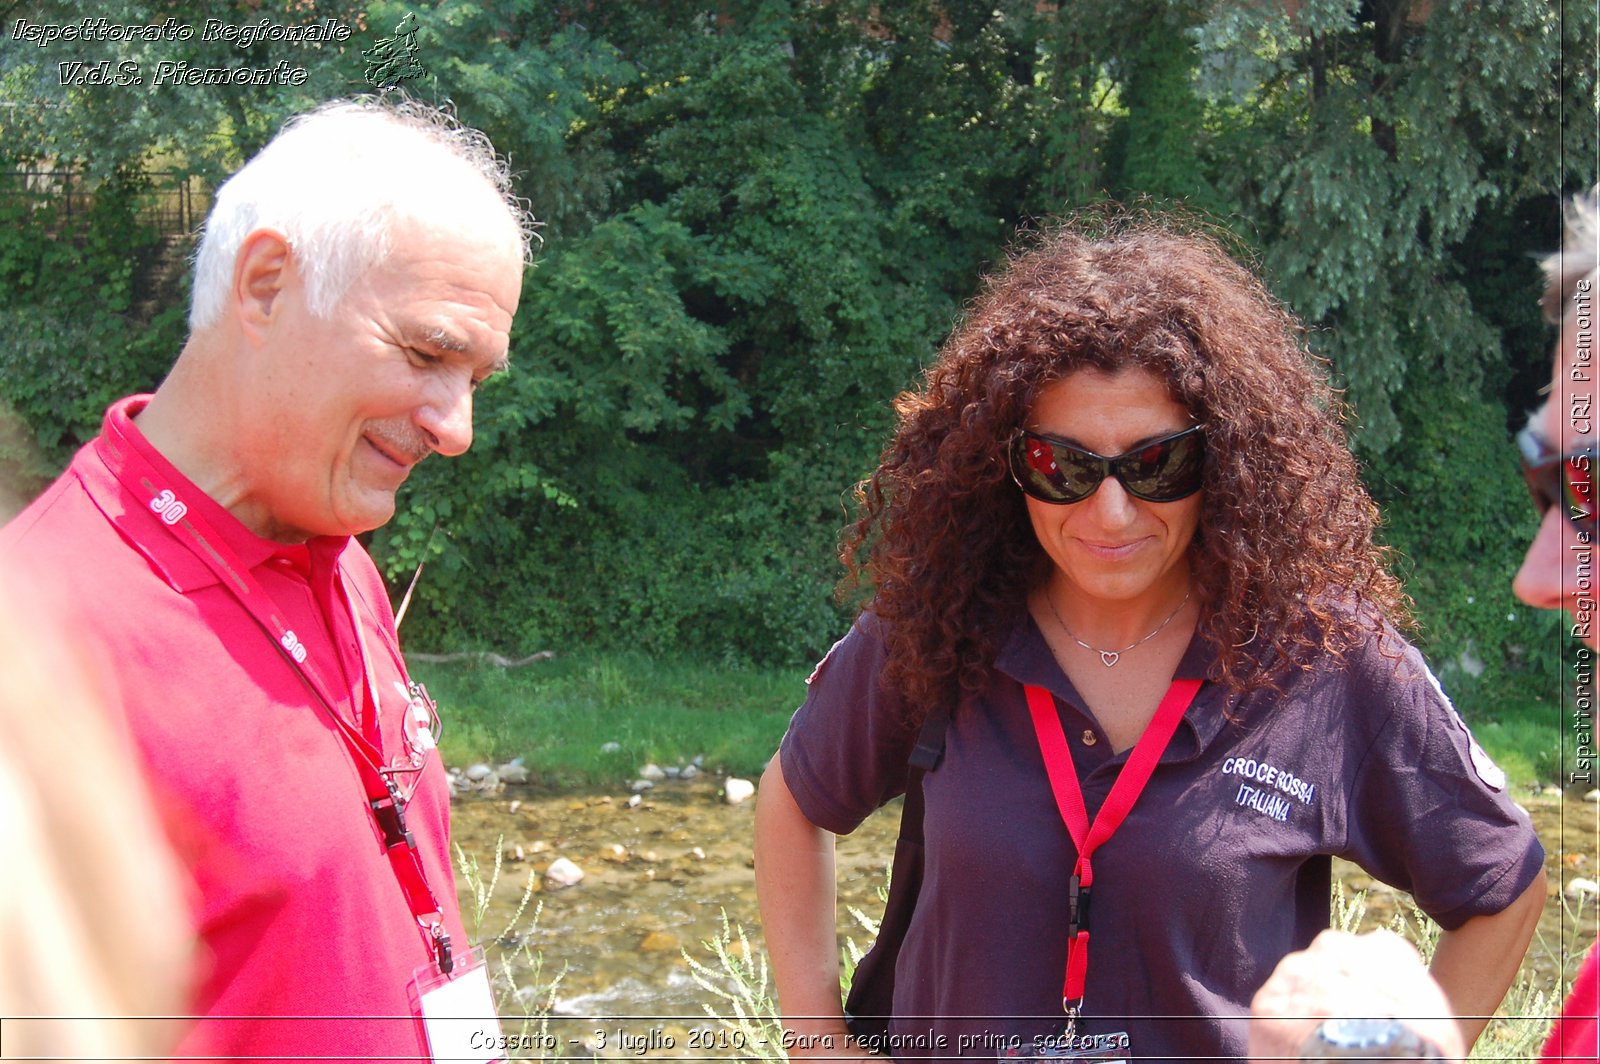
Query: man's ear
231 230 294 343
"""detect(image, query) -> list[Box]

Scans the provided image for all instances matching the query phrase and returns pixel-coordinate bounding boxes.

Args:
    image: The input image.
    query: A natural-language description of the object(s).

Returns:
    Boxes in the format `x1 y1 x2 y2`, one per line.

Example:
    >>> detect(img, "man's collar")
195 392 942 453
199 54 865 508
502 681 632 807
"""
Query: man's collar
81 395 346 593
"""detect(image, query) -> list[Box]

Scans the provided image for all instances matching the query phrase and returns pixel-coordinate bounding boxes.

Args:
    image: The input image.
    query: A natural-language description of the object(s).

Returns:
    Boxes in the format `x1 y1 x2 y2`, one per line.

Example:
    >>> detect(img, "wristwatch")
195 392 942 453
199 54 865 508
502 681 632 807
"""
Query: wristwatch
1298 1018 1447 1059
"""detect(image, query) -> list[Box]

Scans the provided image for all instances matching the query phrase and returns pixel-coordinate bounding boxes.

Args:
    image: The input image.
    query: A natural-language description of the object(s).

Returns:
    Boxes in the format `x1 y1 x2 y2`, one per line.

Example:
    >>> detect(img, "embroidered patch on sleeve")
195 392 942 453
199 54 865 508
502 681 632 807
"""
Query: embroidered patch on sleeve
805 632 850 686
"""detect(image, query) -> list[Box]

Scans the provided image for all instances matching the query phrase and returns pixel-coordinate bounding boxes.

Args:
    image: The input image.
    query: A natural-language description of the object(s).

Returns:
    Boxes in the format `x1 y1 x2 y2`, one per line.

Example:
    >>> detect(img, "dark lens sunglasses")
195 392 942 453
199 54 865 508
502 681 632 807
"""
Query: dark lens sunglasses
1517 427 1598 537
1009 424 1206 505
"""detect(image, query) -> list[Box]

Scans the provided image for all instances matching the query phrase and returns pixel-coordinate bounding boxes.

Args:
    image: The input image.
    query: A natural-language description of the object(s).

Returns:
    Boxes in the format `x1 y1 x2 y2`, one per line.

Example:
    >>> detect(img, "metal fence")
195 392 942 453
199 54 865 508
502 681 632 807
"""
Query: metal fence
0 169 208 238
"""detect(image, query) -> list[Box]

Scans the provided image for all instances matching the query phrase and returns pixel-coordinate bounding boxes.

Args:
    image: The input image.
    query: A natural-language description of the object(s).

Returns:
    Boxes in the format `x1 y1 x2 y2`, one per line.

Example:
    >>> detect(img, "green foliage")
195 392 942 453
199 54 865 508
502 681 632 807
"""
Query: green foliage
1369 378 1569 701
1101 2 1221 211
1199 0 1594 453
4 0 1595 701
0 164 187 474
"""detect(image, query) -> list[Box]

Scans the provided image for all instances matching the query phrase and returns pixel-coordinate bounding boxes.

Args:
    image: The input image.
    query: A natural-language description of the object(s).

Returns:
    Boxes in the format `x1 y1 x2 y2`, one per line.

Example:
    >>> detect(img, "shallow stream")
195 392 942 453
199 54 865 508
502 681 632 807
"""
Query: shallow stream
449 778 1598 1054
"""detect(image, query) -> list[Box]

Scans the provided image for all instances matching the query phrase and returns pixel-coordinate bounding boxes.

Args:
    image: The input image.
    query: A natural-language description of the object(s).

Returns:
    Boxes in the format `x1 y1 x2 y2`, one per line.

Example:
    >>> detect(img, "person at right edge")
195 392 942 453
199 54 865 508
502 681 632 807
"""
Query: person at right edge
754 211 1546 1063
1249 187 1600 1061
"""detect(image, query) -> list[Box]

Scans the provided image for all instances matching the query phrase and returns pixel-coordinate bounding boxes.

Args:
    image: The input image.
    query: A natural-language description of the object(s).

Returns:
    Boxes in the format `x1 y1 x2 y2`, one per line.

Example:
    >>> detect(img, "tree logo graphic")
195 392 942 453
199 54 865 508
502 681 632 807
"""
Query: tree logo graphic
364 12 425 88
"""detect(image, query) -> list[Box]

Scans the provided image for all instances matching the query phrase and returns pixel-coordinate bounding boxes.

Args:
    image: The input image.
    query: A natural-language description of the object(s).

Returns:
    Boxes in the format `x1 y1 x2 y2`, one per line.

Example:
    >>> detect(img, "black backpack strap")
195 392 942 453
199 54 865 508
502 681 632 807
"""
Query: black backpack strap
897 702 952 843
845 701 955 1049
909 701 951 773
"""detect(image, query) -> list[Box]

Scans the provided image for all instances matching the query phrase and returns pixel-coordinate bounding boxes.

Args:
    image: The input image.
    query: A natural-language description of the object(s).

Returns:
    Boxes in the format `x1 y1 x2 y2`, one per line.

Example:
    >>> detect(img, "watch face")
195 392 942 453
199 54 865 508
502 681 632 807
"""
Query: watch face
1302 1017 1443 1059
1321 1017 1404 1048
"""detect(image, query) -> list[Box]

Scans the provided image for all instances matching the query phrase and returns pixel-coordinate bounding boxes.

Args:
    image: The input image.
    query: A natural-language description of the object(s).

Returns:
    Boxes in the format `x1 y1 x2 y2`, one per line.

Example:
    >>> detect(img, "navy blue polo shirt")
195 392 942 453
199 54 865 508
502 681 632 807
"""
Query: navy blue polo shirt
779 610 1543 1063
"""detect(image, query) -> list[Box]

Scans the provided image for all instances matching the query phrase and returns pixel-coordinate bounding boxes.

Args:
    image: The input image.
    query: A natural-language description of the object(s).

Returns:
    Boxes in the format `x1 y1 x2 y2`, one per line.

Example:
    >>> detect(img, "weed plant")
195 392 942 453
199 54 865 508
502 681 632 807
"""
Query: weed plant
455 839 566 1060
684 914 789 1063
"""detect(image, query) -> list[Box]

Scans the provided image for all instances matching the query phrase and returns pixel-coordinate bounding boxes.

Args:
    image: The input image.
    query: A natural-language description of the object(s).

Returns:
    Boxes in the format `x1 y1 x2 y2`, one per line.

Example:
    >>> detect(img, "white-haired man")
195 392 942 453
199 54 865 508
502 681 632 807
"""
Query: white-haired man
1248 187 1599 1061
0 97 529 1060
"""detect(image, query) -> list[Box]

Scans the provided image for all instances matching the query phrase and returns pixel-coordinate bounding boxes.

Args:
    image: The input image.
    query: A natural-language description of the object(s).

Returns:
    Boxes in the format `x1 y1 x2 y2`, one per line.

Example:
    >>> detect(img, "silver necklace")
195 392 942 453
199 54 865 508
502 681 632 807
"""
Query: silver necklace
1046 587 1192 667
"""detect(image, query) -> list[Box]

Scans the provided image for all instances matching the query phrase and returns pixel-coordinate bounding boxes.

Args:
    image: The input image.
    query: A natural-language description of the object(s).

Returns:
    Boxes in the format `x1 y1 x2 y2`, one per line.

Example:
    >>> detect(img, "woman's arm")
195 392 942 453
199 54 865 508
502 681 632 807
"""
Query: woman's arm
754 757 878 1061
1428 870 1547 1050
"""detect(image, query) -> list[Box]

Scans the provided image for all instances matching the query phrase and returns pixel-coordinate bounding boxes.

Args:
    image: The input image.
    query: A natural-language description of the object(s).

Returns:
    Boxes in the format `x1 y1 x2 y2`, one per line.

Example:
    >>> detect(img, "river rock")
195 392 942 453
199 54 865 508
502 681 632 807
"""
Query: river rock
639 763 667 781
498 763 530 785
630 779 655 793
601 843 628 863
1587 789 1600 803
689 847 706 861
692 754 705 767
725 777 756 805
639 931 679 953
504 843 525 863
627 794 643 808
466 763 494 782
680 764 699 780
529 840 550 854
600 741 622 754
664 765 681 779
1566 877 1600 899
507 800 522 814
1543 785 1564 797
544 857 585 888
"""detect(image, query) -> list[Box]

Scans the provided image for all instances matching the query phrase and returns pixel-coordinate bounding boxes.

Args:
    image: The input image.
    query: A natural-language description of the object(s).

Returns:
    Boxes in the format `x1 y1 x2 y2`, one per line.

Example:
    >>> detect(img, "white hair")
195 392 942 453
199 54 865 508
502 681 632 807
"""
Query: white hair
188 96 535 331
1542 184 1600 324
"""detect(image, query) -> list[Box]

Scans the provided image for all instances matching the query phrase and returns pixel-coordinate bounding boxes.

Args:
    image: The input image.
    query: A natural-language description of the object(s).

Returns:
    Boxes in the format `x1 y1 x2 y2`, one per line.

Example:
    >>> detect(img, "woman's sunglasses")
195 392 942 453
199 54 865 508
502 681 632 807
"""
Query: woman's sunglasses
1517 427 1597 537
1009 424 1206 505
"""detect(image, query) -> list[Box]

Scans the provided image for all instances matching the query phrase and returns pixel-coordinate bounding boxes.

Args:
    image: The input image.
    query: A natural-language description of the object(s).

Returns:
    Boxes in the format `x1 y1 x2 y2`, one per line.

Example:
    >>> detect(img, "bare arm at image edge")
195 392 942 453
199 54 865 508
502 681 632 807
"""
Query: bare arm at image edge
754 757 881 1062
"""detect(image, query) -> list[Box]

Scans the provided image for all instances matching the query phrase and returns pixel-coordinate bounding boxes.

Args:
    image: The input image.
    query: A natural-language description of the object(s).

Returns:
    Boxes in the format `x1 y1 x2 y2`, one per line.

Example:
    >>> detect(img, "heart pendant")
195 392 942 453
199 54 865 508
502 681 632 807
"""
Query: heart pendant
1099 651 1120 667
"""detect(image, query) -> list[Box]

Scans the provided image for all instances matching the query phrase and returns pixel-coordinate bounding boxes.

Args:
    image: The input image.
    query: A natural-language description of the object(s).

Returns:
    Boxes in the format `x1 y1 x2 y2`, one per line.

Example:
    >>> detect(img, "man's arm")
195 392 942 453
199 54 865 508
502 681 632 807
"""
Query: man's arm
1249 930 1466 1062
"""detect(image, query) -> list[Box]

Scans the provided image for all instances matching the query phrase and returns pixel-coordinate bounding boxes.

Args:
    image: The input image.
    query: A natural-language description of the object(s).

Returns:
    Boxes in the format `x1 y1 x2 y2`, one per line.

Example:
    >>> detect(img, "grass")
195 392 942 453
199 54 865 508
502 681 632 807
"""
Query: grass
419 651 1568 791
1332 886 1586 1059
415 652 807 787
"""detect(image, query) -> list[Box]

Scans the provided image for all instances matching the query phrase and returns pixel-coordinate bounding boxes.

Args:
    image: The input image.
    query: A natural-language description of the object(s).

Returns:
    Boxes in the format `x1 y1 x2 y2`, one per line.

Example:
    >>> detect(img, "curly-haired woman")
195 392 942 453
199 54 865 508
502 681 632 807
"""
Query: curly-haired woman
754 216 1545 1062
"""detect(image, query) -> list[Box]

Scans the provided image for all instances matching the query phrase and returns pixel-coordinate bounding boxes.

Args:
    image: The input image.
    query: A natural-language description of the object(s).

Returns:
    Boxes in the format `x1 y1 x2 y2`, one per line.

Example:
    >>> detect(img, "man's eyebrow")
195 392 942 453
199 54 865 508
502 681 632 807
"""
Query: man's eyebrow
421 326 468 353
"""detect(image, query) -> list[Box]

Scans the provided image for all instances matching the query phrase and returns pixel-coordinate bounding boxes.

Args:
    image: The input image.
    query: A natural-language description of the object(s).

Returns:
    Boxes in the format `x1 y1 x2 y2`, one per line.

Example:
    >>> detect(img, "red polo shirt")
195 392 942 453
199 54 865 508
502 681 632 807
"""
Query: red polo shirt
1544 943 1600 1062
1 397 466 1061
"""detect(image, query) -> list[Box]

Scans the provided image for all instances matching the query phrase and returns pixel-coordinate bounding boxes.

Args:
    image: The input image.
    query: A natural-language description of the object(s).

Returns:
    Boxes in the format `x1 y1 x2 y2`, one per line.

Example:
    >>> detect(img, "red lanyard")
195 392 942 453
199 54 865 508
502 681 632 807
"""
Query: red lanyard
1024 679 1201 1019
97 417 456 975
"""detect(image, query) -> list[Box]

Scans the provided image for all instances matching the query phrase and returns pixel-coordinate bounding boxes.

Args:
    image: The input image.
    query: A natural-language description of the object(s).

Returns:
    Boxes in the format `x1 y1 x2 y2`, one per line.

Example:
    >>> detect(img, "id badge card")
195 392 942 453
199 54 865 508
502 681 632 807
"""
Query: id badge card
1003 1030 1132 1063
412 947 507 1063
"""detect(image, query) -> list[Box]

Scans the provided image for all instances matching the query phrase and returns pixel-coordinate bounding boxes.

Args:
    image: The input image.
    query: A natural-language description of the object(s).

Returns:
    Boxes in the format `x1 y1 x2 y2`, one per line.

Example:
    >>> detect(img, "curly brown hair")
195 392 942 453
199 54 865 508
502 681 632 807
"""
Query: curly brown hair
844 211 1409 718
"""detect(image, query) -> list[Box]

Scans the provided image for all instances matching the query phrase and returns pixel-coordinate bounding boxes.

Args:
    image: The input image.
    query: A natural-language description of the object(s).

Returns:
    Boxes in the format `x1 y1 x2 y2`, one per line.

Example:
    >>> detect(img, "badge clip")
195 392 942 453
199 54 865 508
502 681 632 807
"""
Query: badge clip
371 779 416 852
431 922 454 975
1067 875 1091 938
